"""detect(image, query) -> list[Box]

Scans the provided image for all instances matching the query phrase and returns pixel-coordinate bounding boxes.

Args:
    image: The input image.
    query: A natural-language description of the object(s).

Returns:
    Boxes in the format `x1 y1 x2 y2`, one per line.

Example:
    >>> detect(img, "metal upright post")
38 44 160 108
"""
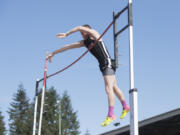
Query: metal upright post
32 79 39 135
128 0 139 135
57 100 61 135
38 83 46 135
38 55 48 135
113 11 119 68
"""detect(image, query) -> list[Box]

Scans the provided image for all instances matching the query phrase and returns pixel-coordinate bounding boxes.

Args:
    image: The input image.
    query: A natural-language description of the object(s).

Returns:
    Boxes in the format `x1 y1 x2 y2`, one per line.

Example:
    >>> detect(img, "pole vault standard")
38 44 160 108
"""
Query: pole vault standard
113 0 138 135
38 54 48 135
32 79 39 135
128 1 139 135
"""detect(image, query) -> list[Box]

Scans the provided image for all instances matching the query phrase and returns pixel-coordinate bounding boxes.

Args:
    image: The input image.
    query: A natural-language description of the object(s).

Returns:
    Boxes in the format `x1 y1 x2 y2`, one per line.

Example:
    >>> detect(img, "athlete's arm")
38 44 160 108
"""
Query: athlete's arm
56 26 101 40
48 41 84 62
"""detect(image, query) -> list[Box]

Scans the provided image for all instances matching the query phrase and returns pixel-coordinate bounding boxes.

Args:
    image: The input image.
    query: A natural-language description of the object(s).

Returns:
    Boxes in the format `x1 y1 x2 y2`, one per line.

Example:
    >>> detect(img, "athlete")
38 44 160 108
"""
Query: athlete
48 24 130 127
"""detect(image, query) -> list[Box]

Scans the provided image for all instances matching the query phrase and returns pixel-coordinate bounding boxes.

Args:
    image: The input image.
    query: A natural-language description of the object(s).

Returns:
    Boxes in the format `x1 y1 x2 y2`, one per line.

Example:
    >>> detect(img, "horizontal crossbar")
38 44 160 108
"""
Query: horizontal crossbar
115 24 129 37
114 5 128 19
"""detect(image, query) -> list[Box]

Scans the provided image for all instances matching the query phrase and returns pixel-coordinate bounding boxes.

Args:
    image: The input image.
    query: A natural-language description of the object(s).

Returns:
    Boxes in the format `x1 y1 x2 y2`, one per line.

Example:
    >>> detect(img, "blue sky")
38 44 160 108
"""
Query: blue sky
0 0 180 134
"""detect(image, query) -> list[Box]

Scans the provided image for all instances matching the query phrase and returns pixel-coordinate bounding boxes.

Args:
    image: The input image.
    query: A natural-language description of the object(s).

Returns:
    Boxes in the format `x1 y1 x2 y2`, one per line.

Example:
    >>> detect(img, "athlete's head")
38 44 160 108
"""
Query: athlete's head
83 24 91 29
80 24 91 39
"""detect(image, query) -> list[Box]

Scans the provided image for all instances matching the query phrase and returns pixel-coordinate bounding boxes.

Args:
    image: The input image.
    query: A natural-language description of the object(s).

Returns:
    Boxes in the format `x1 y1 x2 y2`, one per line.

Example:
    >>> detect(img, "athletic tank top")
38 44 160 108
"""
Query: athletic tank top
84 37 112 69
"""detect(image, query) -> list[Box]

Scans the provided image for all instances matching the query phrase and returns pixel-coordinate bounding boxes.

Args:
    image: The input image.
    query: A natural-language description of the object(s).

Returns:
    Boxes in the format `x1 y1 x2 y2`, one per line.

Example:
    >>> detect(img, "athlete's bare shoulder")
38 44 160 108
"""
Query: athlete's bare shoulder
90 29 103 41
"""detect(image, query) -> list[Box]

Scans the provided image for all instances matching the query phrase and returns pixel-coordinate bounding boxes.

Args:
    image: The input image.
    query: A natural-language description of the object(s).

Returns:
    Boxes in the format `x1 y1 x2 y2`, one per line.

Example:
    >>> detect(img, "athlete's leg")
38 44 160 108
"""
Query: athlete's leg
104 75 116 108
113 78 125 102
113 76 130 119
101 75 116 127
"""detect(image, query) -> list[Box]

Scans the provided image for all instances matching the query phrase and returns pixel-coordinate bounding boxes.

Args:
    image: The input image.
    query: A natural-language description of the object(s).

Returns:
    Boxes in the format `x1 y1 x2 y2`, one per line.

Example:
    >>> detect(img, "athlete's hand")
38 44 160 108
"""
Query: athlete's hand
56 33 67 38
48 53 54 63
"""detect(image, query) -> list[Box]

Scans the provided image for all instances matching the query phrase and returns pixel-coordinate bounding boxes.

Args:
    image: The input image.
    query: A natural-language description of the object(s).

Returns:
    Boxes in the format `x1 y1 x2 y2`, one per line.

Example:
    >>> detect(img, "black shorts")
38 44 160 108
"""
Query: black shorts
100 67 115 76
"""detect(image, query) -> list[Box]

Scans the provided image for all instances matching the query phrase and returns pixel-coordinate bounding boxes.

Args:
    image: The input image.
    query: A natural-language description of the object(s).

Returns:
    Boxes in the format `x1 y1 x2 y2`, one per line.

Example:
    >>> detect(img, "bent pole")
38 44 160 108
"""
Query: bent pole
38 53 49 135
128 0 139 135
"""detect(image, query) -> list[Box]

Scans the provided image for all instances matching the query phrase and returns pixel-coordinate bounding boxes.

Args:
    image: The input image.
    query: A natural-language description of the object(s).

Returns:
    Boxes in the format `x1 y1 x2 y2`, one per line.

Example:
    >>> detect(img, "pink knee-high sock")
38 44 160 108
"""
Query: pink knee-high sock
108 106 114 117
121 100 128 109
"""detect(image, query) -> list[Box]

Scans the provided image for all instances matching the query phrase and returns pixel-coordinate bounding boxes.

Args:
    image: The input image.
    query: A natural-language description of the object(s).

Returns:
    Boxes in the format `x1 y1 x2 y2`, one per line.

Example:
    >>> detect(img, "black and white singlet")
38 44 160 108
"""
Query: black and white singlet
83 37 115 74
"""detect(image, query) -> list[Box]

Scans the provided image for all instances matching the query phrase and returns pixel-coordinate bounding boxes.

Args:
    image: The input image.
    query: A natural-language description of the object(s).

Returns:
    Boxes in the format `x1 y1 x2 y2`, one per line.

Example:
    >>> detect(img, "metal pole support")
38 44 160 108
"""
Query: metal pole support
38 55 48 135
32 79 39 135
113 11 119 69
57 100 61 135
128 0 139 135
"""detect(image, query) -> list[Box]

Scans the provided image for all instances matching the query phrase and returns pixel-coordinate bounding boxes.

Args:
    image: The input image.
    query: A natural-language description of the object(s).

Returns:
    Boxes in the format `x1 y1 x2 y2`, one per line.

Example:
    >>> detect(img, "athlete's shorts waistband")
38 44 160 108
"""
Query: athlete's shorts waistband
100 67 115 76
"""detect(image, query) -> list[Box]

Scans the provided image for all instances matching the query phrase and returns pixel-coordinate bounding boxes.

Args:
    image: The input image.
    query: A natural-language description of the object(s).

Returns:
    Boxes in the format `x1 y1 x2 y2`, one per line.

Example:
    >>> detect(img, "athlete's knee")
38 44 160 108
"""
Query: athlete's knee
113 83 118 90
105 85 113 95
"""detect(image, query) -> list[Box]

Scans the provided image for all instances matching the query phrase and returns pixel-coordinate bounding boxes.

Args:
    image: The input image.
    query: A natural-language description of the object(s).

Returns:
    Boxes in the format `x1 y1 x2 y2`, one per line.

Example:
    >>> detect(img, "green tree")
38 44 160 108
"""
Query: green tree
37 87 80 135
0 110 6 135
8 84 33 135
61 91 80 135
39 87 59 135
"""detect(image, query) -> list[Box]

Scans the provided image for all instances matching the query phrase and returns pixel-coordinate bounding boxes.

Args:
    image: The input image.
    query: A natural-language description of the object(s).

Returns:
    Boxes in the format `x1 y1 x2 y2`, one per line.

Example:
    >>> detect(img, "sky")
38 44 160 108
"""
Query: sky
0 0 180 135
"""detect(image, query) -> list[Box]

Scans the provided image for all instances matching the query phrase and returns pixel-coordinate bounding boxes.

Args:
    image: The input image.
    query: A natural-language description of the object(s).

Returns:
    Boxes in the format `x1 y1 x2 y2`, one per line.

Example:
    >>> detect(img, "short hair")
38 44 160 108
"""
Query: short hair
82 24 91 29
